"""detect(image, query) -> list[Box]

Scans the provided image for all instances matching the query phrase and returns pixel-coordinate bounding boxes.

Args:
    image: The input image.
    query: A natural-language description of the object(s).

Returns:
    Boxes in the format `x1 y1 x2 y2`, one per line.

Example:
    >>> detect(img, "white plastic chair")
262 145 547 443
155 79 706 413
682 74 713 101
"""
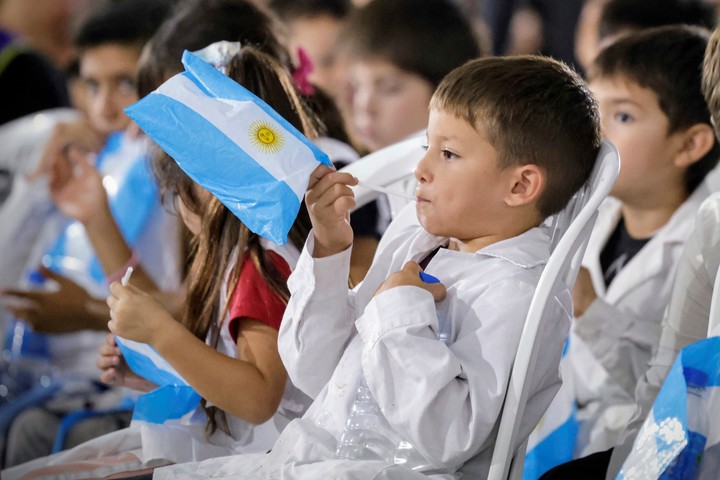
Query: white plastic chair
487 140 621 480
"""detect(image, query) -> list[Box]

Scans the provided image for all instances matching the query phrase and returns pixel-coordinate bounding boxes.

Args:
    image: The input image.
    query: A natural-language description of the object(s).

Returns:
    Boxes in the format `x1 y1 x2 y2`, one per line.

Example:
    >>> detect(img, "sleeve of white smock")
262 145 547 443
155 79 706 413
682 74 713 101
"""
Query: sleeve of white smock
573 296 663 396
355 278 535 472
278 232 356 399
606 193 720 479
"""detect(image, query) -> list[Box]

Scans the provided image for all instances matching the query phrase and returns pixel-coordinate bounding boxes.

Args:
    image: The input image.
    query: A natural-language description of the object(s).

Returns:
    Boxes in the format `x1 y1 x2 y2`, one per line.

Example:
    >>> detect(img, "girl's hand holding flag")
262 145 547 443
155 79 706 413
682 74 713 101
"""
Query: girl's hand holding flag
97 333 156 392
107 281 178 348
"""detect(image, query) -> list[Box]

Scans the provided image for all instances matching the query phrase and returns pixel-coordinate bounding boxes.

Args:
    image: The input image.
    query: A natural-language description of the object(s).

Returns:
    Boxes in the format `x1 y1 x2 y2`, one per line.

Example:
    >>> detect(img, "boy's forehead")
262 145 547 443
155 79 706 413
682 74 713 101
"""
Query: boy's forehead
79 44 141 78
429 107 488 136
589 74 660 103
80 43 142 67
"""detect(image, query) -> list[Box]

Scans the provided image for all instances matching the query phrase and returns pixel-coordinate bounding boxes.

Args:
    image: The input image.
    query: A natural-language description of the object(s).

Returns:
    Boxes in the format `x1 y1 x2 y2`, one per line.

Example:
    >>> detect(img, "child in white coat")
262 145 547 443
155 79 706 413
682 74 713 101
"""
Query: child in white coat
565 25 720 466
155 54 601 479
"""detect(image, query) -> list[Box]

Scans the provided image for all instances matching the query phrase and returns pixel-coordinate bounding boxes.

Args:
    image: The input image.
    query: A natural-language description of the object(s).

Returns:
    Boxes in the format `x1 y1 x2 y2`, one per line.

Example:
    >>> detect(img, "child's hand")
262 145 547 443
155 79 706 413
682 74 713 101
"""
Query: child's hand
48 146 108 226
107 282 173 345
375 261 447 302
0 266 99 333
305 164 358 258
30 120 104 180
572 267 597 317
97 333 157 392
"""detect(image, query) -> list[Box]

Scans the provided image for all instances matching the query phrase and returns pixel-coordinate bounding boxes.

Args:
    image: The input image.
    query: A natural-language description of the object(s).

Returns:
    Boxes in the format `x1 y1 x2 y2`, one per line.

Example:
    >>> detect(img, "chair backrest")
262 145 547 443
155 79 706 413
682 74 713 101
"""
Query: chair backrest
339 132 424 218
487 140 620 480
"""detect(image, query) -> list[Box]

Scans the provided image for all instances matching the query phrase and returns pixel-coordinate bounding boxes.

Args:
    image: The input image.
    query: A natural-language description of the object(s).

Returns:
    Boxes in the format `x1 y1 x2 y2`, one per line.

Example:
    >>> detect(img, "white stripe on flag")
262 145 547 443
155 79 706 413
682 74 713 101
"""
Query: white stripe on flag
156 75 317 200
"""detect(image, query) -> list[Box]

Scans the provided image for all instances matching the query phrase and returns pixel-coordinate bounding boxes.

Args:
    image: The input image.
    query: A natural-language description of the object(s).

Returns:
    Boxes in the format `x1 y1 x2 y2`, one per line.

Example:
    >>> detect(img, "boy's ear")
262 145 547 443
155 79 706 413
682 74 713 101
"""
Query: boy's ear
674 123 716 168
505 164 545 207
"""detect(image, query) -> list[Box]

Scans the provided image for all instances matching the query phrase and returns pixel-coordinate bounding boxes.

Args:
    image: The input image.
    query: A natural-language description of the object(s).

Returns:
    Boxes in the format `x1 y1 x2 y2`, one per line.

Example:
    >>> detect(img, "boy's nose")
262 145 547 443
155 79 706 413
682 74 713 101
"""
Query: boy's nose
414 150 432 183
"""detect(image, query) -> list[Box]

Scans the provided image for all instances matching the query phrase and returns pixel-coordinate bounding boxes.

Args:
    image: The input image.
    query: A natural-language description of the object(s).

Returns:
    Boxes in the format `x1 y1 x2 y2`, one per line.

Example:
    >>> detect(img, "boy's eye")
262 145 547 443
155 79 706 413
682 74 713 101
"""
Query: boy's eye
85 79 99 95
118 77 136 96
421 144 429 151
614 112 633 123
441 149 458 160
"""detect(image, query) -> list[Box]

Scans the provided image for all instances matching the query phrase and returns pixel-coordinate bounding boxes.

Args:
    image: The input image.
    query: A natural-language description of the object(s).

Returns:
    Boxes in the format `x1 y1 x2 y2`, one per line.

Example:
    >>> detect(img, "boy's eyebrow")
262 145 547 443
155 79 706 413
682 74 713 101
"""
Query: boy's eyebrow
605 97 642 109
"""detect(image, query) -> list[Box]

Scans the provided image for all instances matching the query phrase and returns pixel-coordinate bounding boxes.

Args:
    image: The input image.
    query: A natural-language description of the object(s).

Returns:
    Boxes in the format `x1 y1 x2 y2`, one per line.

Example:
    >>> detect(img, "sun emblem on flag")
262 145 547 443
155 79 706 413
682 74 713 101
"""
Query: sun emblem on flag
249 120 285 154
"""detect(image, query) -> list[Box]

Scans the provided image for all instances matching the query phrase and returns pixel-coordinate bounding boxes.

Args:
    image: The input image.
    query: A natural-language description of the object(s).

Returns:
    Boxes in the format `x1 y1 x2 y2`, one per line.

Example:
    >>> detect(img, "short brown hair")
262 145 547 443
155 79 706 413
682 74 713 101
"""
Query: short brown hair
340 0 482 88
431 56 601 218
591 25 719 194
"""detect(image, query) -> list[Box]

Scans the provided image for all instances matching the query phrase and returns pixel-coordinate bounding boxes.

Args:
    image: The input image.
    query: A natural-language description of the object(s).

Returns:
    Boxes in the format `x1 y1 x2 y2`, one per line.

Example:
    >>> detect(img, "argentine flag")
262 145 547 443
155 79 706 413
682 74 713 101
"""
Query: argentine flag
617 336 720 479
125 50 332 245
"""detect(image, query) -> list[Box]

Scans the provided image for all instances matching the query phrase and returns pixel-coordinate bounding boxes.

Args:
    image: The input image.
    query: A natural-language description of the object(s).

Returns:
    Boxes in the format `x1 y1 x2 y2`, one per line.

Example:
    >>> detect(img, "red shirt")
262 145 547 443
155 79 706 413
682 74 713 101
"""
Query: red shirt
227 250 291 342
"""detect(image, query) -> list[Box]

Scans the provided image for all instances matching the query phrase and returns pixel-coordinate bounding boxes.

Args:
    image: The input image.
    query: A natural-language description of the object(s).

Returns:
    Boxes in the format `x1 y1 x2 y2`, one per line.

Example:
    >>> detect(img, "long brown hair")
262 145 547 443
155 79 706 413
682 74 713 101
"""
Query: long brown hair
152 47 315 435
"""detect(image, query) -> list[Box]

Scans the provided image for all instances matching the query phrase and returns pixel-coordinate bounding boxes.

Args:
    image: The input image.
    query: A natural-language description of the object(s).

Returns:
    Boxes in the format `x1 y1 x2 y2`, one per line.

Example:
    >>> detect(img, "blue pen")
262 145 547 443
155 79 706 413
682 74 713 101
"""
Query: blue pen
419 271 440 284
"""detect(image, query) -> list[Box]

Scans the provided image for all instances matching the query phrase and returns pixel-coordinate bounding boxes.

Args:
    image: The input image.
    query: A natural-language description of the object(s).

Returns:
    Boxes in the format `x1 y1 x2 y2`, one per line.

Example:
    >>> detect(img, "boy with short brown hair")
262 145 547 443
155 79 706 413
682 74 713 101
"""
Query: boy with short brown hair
156 55 602 479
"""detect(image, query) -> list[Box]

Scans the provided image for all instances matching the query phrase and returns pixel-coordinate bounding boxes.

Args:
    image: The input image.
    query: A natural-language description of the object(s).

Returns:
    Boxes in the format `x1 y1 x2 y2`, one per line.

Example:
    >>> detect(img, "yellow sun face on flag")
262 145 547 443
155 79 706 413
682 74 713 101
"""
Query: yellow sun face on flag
249 120 285 154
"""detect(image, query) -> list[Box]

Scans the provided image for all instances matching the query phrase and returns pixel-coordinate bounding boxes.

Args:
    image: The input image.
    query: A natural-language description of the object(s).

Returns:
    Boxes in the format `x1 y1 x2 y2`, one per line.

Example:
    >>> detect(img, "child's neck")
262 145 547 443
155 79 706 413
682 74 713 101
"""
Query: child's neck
620 192 687 239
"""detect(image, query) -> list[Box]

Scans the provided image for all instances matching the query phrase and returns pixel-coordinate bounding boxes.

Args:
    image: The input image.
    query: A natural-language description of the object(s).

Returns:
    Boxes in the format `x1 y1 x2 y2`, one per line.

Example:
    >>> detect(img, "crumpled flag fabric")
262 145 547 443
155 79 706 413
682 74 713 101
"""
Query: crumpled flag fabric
125 50 332 245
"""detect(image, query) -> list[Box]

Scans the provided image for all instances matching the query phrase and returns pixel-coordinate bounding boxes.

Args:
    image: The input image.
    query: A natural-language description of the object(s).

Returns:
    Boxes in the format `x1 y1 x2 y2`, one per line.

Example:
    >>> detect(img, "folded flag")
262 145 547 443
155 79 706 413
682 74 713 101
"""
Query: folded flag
617 336 720 479
125 50 332 245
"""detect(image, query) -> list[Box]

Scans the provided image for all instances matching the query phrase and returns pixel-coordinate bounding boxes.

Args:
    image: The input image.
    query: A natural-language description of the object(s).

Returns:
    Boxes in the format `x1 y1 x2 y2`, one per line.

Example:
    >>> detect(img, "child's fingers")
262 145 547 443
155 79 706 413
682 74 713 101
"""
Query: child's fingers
104 332 117 347
107 319 118 334
307 164 335 190
401 261 422 274
106 294 118 311
426 282 447 302
98 339 121 357
108 282 128 297
96 351 120 370
307 181 357 221
99 368 117 385
306 171 358 204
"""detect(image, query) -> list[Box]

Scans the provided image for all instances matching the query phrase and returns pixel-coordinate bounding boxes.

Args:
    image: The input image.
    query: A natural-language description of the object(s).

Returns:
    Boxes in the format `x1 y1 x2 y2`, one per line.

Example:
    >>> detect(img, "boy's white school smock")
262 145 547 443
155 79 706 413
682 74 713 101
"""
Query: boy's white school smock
568 183 711 456
606 191 720 478
155 204 573 480
2 241 311 480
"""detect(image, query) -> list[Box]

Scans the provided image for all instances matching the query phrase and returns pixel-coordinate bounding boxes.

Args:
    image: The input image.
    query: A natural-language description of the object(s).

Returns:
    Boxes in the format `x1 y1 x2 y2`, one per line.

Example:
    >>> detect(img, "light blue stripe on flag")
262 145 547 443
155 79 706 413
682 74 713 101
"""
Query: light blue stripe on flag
115 336 201 424
116 337 188 387
132 385 201 423
125 50 332 245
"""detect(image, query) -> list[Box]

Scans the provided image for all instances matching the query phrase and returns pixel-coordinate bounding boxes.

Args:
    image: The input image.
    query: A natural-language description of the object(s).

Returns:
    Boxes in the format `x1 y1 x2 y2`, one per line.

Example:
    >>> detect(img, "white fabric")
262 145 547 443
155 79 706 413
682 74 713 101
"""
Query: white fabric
156 204 571 479
569 183 711 457
606 191 720 478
